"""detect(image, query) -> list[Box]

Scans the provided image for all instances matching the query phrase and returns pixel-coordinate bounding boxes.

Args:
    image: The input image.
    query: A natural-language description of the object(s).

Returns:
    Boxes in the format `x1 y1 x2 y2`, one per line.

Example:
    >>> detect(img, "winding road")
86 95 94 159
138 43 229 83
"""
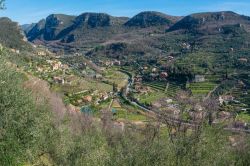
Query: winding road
119 69 250 133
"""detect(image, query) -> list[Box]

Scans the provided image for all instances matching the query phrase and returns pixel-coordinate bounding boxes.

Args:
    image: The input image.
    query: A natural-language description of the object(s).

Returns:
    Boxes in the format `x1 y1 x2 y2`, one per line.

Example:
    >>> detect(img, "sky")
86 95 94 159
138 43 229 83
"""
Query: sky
1 0 250 24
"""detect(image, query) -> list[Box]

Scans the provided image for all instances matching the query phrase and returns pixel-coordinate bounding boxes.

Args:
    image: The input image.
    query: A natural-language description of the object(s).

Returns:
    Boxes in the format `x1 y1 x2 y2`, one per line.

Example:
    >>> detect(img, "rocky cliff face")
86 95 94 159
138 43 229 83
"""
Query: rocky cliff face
168 11 250 33
0 17 31 49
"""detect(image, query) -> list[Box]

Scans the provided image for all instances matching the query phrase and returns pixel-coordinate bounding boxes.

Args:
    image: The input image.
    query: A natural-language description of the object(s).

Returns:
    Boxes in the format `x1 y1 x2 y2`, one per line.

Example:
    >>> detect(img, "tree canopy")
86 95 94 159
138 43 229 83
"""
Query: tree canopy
0 0 5 9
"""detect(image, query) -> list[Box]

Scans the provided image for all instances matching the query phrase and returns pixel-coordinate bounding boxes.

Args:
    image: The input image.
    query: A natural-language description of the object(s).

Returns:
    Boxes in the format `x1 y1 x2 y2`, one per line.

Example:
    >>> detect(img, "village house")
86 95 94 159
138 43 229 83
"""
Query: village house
152 68 157 72
77 99 83 104
160 72 168 79
83 95 93 103
95 74 103 79
164 105 180 116
194 75 205 82
100 67 106 72
238 58 248 63
182 42 191 50
134 75 143 83
62 64 69 70
134 84 150 94
36 67 43 72
217 111 232 121
52 61 62 71
105 61 114 66
31 44 37 48
165 98 173 104
53 76 65 84
37 51 46 56
114 60 121 66
65 75 75 85
149 73 159 80
219 95 235 104
46 60 53 64
100 93 109 101
167 56 174 60
189 111 206 121
152 102 162 109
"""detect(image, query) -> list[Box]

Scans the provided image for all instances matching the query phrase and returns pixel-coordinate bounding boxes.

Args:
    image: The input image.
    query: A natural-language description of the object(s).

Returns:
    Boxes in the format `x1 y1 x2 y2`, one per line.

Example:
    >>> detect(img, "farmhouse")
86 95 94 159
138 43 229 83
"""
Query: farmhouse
167 56 174 60
52 61 62 71
152 68 157 72
100 93 109 101
194 75 205 82
105 61 114 66
37 51 46 56
53 76 65 84
152 102 162 109
134 75 143 82
182 42 191 50
95 74 103 79
36 67 43 72
165 98 173 104
114 60 121 66
238 58 248 63
160 72 168 79
149 73 159 80
83 95 93 103
219 95 235 104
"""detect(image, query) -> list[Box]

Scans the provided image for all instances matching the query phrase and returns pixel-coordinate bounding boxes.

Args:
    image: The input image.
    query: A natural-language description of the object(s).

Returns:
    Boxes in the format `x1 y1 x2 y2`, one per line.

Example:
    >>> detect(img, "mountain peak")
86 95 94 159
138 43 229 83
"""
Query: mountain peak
124 11 180 28
168 11 250 32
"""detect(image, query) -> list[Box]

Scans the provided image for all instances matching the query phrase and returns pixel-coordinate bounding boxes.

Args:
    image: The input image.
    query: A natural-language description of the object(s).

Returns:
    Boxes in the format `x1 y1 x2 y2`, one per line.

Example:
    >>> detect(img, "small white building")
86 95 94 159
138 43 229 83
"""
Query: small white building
194 75 205 83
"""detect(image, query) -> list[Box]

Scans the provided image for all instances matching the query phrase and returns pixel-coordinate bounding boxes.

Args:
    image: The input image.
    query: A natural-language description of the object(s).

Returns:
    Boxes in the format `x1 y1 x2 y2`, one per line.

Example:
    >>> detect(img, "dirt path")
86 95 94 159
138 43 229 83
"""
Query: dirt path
203 85 219 101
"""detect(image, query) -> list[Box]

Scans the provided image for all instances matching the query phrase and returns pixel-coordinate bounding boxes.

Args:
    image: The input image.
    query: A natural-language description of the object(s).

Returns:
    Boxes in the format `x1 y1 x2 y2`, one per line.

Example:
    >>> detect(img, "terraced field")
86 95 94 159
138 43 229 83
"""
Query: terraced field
104 70 129 89
186 74 220 97
188 82 218 96
114 108 147 121
135 92 166 104
143 81 182 96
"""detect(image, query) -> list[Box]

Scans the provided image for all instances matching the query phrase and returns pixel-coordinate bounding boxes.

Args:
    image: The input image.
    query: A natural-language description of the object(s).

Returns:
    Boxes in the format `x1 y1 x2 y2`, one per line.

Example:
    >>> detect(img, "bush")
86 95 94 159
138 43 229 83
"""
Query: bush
0 52 53 165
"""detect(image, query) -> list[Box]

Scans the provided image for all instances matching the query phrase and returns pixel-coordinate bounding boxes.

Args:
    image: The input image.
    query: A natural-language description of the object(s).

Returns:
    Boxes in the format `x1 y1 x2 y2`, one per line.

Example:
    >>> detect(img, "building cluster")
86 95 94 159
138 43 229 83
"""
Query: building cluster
10 48 20 54
74 90 113 106
133 75 152 94
46 60 69 71
98 60 122 67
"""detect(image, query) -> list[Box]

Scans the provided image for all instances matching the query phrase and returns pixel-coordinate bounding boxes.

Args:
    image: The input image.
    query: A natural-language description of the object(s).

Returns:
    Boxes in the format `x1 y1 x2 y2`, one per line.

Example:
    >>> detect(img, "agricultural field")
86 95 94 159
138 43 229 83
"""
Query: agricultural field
188 81 218 96
51 76 112 94
104 69 129 89
113 108 148 121
134 91 166 105
236 111 250 123
143 81 182 96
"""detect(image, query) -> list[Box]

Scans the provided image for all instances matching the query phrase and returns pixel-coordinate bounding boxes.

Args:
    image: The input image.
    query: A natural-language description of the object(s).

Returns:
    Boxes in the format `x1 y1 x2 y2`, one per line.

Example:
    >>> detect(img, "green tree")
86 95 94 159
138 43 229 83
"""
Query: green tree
0 52 54 165
0 0 5 9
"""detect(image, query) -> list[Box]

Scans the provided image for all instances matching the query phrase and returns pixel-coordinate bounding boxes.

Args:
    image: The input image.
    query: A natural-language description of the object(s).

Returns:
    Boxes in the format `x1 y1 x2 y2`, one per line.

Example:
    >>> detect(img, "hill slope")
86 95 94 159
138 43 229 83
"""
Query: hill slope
168 11 250 33
0 17 31 50
125 11 180 28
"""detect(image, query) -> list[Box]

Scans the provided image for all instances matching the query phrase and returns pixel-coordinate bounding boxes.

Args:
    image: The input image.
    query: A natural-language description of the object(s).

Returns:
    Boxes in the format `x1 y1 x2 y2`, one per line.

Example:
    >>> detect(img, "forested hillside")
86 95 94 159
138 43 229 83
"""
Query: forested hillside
1 2 250 165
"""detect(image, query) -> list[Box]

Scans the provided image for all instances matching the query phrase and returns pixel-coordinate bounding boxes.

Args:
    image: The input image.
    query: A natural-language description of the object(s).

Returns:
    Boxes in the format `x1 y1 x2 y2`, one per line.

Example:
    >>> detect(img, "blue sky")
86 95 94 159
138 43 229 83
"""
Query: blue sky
1 0 250 24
